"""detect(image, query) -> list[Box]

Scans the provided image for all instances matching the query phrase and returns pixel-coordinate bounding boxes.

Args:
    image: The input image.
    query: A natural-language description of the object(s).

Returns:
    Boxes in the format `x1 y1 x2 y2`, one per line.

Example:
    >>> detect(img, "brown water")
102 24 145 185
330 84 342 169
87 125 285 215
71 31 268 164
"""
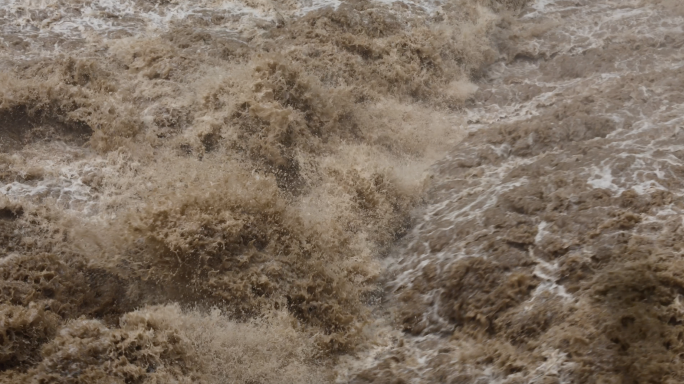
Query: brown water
1 0 683 382
351 1 684 383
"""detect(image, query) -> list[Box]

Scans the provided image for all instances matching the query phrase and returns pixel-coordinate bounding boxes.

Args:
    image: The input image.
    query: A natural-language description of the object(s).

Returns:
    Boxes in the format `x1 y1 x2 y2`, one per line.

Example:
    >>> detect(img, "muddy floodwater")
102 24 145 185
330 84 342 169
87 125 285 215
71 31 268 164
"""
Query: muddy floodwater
1 0 683 383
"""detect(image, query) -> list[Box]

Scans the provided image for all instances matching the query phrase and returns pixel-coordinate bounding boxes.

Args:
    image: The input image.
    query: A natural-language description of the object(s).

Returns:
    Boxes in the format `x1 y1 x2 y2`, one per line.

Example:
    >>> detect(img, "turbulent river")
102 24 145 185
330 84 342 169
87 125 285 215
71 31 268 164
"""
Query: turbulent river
1 0 683 383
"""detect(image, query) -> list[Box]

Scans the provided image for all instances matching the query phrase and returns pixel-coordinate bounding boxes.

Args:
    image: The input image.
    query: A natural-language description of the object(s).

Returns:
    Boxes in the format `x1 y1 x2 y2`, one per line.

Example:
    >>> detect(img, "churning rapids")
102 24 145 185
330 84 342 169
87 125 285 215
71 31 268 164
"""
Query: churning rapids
0 0 683 382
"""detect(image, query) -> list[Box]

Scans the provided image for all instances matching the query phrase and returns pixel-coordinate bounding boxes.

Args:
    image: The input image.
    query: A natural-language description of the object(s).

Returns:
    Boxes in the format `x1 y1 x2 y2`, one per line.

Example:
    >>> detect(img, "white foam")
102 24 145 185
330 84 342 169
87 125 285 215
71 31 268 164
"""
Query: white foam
587 165 619 191
534 221 549 244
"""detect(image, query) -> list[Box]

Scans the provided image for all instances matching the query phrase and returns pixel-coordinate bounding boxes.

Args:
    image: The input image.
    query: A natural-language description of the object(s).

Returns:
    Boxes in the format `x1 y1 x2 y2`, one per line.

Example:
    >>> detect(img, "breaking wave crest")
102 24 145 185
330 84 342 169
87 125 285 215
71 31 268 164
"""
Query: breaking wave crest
0 0 529 382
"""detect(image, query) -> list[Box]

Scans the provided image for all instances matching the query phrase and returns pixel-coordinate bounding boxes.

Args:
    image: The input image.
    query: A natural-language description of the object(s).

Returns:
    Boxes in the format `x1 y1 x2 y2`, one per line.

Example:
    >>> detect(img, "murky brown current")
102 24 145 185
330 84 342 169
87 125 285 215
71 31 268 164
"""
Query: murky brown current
1 0 683 382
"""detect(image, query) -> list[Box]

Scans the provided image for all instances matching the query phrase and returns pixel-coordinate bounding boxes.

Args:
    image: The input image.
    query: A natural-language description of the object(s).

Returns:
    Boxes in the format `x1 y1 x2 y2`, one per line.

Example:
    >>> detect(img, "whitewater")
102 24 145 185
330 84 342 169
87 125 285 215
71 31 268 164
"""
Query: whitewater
1 0 683 383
